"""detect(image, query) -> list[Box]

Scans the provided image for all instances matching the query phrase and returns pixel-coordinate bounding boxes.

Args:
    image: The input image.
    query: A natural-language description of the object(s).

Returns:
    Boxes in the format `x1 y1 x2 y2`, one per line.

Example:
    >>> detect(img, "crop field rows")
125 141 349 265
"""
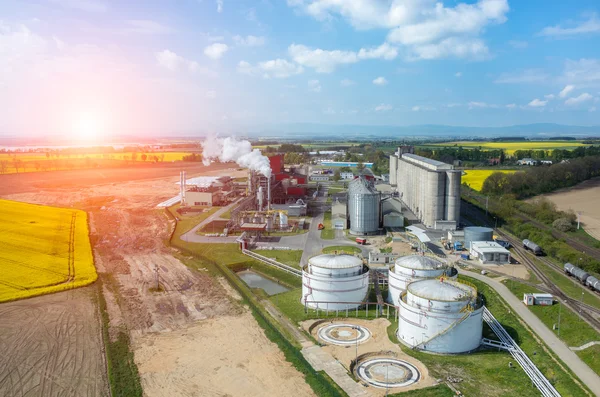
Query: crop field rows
427 141 591 155
0 199 97 302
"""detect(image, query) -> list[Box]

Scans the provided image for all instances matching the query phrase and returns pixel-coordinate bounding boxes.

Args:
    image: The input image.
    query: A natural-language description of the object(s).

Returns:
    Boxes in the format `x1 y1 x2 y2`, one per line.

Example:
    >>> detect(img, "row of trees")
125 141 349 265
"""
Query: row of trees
416 147 505 164
481 155 600 198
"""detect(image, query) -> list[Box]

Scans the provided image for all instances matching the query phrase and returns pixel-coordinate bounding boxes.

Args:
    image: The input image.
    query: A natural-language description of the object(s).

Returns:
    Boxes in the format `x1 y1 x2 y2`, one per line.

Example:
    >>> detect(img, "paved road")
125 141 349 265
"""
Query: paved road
462 269 600 396
180 198 242 242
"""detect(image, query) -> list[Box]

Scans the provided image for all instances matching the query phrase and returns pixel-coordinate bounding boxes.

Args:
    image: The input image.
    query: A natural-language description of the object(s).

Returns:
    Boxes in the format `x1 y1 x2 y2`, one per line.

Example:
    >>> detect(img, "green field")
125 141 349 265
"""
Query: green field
462 169 518 191
430 141 589 156
322 245 361 254
253 250 303 269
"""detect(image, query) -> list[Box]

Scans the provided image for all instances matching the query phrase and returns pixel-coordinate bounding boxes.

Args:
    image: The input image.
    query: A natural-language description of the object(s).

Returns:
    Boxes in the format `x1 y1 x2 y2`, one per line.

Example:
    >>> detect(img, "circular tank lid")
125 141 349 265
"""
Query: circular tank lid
407 279 475 301
464 226 493 233
394 255 445 270
309 254 363 269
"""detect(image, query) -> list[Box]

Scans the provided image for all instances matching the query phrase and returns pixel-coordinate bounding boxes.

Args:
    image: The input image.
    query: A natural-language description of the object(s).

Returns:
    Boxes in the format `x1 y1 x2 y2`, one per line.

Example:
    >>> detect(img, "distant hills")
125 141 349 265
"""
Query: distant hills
250 123 600 139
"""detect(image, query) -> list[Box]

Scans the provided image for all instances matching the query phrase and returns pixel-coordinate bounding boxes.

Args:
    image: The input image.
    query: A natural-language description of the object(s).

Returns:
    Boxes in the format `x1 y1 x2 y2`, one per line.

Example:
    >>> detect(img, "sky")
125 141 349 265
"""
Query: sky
1 0 600 139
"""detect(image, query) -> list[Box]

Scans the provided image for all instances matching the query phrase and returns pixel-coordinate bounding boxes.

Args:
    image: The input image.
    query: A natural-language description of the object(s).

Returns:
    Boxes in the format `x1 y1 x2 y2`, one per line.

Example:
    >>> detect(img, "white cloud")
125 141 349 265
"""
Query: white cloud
155 50 200 72
204 43 228 60
216 0 223 13
125 20 172 35
446 103 462 108
455 72 462 78
407 37 490 61
233 35 266 47
544 94 555 100
506 103 517 109
288 0 509 61
539 14 600 37
372 76 388 86
340 79 355 87
494 69 548 84
375 103 392 112
357 42 398 60
563 59 600 86
528 98 547 107
508 40 528 49
590 106 597 112
308 79 321 92
288 42 397 73
559 85 575 98
468 101 489 109
237 59 304 79
48 0 107 12
565 93 593 106
205 90 216 99
411 105 435 111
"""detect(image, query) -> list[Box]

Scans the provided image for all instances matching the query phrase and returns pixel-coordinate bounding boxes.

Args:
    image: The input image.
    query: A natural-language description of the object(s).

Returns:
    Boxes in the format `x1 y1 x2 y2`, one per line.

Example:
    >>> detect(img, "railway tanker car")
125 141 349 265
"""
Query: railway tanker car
564 263 600 293
523 239 543 256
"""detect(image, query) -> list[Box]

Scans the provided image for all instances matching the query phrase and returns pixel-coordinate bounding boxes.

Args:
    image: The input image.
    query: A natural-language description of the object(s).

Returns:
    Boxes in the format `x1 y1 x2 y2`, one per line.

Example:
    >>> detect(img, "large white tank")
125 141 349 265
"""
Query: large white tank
301 254 369 310
397 278 483 354
387 255 458 306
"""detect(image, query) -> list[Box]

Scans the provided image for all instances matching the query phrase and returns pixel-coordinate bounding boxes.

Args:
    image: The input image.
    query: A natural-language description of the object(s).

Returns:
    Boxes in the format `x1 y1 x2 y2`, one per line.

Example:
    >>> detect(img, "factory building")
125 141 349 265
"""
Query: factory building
398 278 483 353
523 293 554 306
390 148 461 229
387 255 458 306
183 176 234 207
470 241 511 265
347 176 381 235
301 254 370 310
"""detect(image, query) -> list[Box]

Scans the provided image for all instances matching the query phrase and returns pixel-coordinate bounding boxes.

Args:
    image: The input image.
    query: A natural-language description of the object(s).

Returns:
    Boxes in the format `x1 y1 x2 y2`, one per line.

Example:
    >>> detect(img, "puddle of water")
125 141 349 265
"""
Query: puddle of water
237 270 290 296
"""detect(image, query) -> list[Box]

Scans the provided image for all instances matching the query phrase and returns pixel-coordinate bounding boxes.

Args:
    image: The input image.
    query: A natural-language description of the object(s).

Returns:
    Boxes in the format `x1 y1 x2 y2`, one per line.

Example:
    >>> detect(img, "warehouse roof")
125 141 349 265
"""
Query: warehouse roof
309 254 363 269
180 176 220 188
471 241 510 254
408 279 475 301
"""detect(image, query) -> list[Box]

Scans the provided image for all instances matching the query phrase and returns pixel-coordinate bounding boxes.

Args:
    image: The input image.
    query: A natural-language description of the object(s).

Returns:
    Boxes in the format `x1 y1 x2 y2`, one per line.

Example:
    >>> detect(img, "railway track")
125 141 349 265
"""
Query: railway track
498 231 600 331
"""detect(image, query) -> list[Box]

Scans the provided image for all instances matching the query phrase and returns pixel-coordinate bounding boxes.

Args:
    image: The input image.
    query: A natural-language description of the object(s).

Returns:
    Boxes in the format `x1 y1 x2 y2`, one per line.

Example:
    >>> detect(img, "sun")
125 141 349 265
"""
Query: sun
72 111 102 142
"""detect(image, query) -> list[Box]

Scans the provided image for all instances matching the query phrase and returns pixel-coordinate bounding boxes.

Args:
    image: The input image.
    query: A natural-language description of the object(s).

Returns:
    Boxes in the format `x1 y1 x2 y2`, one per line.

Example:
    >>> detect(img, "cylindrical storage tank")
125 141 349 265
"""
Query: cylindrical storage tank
279 212 288 228
571 267 590 283
266 216 273 231
348 177 380 235
564 262 575 274
387 255 457 306
464 227 494 250
301 254 369 310
389 155 398 186
397 279 483 354
445 171 461 222
523 239 542 255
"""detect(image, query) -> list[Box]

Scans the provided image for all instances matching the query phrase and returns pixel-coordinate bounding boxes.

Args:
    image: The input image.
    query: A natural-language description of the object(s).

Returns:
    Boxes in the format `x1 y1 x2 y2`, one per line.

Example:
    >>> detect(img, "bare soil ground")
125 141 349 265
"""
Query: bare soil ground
135 312 316 397
0 163 314 397
303 318 436 396
541 177 600 240
0 286 109 397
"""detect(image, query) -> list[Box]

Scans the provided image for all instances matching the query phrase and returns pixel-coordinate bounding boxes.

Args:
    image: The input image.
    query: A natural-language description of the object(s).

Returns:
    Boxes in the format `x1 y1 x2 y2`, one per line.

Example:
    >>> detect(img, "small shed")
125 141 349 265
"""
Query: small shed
470 241 511 264
523 293 553 306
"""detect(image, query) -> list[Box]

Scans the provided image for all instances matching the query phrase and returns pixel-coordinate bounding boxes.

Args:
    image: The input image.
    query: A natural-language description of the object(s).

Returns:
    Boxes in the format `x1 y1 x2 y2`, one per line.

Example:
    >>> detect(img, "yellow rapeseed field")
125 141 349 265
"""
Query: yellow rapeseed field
462 169 517 191
431 141 588 156
0 199 97 302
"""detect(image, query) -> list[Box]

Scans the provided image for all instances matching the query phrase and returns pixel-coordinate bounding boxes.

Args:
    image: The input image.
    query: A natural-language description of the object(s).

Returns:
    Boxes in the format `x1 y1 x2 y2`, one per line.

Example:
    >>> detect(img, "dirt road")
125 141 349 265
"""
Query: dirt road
0 286 109 397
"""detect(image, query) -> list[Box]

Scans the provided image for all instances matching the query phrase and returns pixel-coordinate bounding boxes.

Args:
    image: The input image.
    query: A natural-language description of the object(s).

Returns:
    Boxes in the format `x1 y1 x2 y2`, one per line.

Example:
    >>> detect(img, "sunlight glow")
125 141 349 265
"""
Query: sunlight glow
71 111 104 142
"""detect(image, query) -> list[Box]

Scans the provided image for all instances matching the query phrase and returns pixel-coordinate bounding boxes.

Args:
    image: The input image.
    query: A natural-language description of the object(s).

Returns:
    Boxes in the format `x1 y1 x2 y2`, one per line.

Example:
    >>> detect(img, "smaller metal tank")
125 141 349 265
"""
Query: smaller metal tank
464 227 494 249
565 262 590 283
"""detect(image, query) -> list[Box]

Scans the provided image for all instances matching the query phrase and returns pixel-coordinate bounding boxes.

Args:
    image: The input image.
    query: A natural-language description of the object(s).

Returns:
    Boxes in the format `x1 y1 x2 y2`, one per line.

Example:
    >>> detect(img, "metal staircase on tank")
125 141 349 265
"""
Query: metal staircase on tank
413 308 473 350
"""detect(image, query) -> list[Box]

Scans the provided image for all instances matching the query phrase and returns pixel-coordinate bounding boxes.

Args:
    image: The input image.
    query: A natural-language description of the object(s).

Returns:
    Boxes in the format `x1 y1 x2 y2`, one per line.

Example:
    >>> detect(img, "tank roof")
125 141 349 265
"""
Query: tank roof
394 255 445 270
309 254 363 269
348 177 377 195
408 279 475 301
464 226 494 232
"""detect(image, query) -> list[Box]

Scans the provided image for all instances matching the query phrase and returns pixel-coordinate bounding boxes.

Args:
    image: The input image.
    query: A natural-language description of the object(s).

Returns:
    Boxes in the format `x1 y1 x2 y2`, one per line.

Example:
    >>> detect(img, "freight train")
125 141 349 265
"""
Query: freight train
564 262 600 293
522 239 543 256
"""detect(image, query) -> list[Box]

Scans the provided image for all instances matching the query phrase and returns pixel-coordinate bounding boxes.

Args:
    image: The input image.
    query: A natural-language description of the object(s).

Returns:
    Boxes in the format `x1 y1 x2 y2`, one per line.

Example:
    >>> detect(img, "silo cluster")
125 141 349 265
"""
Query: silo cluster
301 254 370 310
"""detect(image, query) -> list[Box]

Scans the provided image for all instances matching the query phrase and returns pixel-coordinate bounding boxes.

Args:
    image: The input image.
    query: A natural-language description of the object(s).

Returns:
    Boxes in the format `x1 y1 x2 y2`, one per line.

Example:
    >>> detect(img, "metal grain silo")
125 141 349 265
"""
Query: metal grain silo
347 177 380 235
464 226 494 249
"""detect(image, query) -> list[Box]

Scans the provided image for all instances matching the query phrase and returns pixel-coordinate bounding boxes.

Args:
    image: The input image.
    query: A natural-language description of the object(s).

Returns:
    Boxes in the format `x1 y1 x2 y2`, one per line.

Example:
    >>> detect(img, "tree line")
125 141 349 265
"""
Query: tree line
481 155 600 199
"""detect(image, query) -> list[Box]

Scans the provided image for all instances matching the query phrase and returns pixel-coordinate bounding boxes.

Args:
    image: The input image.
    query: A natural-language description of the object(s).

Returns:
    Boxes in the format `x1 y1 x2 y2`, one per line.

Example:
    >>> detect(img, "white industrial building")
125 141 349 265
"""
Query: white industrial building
397 279 483 353
301 254 369 310
470 241 511 265
523 293 553 306
340 171 354 179
390 148 461 230
388 255 457 306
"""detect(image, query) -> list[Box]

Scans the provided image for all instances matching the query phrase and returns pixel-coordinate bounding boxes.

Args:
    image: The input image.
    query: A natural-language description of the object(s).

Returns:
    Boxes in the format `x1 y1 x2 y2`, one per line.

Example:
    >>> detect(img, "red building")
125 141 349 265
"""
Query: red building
269 154 284 174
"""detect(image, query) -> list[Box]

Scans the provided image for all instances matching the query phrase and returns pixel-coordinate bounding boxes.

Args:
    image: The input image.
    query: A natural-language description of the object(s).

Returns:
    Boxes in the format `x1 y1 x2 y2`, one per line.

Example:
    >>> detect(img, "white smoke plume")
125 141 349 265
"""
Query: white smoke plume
202 136 272 177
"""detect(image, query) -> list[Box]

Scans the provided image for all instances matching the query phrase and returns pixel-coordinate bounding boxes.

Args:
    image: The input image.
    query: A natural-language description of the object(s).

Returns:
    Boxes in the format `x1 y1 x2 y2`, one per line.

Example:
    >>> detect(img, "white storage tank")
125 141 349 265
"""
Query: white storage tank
388 255 458 306
301 254 369 310
397 278 483 354
464 226 494 249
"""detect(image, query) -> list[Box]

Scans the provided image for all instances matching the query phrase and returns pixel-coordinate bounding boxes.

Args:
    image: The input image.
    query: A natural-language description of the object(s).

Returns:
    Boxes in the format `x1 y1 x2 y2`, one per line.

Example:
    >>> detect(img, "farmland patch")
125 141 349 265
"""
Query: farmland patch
462 169 517 191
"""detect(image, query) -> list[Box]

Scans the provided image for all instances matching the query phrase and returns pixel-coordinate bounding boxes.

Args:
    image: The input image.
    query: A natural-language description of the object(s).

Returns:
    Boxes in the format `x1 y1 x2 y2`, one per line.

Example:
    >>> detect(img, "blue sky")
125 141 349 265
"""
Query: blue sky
1 0 600 137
